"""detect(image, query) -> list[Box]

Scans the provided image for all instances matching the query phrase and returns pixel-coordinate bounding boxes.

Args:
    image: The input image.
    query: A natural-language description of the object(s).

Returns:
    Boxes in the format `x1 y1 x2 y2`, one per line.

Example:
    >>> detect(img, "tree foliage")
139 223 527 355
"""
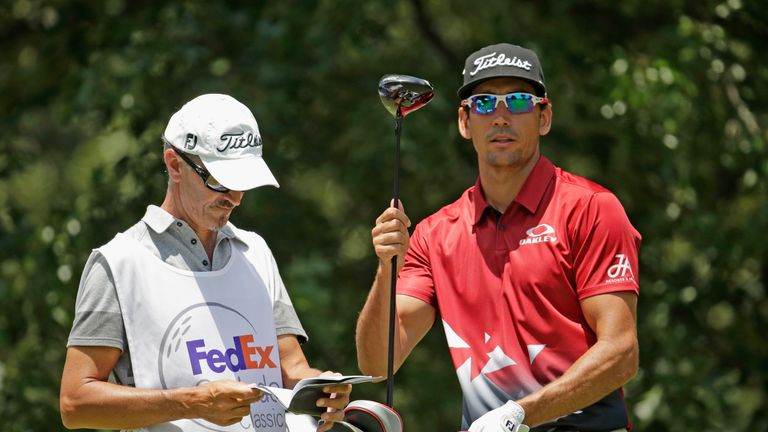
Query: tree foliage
1 0 766 430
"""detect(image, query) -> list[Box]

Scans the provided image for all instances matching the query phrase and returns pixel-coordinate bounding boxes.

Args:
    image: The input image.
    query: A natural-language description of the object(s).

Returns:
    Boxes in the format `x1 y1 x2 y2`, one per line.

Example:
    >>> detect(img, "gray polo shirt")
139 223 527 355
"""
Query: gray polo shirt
67 205 307 386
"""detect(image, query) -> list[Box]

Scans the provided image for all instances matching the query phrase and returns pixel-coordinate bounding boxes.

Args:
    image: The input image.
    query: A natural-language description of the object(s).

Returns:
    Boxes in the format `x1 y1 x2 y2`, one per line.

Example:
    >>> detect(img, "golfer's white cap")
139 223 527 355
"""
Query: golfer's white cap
163 93 279 191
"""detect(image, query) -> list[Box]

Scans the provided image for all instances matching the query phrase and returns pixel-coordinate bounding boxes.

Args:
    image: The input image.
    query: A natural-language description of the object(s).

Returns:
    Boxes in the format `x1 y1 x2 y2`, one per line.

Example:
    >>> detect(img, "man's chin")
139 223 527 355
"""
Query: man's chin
209 214 231 231
212 219 228 231
487 151 523 167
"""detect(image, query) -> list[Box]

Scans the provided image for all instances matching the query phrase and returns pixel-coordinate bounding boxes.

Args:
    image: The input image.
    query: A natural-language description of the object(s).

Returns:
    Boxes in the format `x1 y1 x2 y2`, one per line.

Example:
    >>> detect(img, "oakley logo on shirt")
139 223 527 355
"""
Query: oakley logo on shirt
519 224 557 246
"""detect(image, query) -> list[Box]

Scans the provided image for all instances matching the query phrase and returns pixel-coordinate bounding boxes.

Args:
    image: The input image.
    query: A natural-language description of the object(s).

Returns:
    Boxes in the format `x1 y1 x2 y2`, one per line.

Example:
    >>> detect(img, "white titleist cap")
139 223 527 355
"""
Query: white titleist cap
163 93 279 191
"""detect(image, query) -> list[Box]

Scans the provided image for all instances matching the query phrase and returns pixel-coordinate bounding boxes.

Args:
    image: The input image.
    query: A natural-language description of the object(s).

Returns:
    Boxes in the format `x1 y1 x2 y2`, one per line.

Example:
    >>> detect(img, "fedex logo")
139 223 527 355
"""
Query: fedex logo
187 334 277 375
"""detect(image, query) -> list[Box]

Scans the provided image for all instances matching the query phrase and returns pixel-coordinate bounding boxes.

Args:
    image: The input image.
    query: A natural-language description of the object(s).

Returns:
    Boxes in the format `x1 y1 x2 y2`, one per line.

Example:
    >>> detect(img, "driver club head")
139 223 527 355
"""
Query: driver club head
378 74 434 118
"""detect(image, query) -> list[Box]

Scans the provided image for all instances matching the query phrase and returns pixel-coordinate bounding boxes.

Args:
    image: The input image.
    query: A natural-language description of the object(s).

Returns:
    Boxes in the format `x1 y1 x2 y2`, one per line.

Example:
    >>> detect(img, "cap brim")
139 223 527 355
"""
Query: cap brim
457 76 546 99
201 155 279 191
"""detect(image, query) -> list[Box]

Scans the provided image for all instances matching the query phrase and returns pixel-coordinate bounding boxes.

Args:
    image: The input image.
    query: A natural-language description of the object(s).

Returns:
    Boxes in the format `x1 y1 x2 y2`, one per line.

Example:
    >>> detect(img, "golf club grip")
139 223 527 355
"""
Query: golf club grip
387 255 397 407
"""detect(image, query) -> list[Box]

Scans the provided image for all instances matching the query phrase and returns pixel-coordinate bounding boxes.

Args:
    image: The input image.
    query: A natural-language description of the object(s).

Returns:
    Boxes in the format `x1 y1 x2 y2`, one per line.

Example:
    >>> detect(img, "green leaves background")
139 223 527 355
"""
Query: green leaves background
1 1 766 430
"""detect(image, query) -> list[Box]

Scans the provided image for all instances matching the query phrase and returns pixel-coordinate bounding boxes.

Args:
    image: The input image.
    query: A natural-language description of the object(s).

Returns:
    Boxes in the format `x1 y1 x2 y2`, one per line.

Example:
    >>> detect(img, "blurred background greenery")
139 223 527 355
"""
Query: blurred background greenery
1 0 766 430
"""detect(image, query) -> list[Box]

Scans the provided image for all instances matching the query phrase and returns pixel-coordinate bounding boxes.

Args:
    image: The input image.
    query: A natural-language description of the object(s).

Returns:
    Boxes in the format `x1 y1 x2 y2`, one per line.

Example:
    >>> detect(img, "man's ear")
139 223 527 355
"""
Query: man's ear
539 103 553 136
458 107 472 139
164 148 183 183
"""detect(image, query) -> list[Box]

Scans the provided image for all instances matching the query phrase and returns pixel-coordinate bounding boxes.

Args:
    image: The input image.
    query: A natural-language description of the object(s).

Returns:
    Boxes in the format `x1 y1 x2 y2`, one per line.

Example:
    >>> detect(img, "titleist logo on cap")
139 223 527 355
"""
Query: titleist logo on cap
470 52 532 76
218 131 261 153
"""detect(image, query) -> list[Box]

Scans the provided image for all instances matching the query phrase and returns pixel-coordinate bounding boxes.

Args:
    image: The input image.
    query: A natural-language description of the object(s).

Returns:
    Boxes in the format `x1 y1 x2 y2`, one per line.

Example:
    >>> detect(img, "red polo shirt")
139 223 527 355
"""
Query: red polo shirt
398 155 640 430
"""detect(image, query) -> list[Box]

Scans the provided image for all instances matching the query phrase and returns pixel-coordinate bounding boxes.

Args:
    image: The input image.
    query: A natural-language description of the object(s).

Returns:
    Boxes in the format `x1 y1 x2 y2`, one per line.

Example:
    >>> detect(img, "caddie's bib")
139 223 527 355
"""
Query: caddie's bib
101 233 287 432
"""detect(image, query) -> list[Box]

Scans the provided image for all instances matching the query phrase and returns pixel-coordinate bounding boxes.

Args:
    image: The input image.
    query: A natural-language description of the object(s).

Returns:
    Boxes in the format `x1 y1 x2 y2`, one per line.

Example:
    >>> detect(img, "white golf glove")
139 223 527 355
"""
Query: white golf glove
467 401 529 432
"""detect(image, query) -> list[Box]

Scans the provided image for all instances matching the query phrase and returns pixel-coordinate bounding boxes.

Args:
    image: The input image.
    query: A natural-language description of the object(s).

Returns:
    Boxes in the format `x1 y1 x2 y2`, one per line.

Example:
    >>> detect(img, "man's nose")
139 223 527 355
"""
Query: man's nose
493 108 512 126
225 190 244 205
491 106 512 126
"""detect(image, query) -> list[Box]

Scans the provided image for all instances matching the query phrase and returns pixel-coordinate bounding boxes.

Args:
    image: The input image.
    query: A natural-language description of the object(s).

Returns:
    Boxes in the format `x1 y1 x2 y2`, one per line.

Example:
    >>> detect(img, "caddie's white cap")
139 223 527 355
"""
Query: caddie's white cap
163 93 279 191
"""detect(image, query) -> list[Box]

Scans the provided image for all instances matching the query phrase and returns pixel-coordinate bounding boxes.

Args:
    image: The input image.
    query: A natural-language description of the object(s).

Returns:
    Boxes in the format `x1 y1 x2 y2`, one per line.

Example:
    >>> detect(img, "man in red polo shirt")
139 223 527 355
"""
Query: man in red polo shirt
356 43 640 432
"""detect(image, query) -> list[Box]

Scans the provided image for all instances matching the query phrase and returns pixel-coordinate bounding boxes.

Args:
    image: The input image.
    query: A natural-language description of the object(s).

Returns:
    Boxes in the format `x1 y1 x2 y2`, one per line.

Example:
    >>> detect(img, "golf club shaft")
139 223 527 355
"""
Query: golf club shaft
386 110 403 407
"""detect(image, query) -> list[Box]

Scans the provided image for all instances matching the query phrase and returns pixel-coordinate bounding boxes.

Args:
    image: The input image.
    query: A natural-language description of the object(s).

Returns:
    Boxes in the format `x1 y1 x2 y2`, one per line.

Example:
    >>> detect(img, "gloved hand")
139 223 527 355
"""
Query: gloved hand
467 401 529 432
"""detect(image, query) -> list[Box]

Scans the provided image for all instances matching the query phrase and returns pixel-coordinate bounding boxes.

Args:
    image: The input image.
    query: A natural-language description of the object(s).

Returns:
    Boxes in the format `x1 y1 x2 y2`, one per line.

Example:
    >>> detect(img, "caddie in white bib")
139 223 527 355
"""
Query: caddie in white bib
101 233 287 432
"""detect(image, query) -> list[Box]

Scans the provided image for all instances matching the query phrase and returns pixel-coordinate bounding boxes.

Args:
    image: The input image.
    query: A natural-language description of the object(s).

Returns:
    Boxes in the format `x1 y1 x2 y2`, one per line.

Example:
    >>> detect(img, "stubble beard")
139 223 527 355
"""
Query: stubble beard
211 212 232 231
486 149 524 167
210 200 235 231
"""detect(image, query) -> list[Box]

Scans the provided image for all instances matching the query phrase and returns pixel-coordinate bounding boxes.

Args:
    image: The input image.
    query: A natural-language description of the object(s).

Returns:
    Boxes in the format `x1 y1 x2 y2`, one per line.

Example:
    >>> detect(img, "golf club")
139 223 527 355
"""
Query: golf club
377 74 434 408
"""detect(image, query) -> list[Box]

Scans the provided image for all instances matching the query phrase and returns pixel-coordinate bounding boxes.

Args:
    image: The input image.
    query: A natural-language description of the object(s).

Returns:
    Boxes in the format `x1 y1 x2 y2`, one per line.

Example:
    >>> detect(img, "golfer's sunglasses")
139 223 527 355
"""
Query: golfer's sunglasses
171 147 230 193
461 92 548 115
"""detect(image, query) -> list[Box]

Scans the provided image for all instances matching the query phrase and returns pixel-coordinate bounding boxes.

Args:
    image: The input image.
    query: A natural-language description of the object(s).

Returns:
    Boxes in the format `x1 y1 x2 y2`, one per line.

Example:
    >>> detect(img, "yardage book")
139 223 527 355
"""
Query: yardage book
251 375 379 416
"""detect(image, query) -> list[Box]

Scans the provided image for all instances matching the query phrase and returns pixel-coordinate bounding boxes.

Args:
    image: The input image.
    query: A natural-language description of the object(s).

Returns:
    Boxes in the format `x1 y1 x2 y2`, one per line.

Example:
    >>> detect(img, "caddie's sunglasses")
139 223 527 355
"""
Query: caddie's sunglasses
171 147 230 193
461 92 548 115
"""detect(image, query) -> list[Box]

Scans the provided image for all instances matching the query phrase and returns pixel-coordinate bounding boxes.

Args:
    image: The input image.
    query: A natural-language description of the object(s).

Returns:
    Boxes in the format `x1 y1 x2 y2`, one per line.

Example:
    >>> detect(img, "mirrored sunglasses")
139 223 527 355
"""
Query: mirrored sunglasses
171 147 230 193
461 92 548 115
